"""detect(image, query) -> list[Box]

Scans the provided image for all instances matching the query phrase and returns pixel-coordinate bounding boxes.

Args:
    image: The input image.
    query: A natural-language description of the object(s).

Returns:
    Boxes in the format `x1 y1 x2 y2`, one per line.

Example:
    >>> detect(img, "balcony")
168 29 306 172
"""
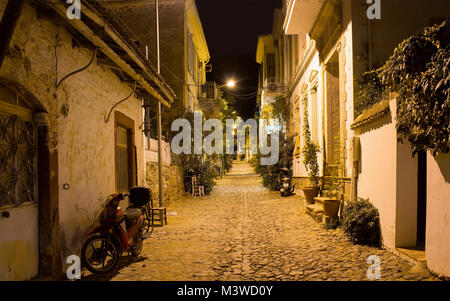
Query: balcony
263 77 288 96
198 81 222 116
283 0 324 34
199 81 220 100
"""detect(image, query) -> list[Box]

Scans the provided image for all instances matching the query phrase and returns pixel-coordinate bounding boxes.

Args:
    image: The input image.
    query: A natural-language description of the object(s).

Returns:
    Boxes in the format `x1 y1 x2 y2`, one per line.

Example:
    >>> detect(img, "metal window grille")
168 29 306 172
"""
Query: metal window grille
0 108 37 207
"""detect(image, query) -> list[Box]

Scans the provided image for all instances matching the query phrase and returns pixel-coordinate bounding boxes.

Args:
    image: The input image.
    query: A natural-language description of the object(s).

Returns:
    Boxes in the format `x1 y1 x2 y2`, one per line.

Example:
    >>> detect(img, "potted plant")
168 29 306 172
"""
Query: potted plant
323 169 342 218
301 97 321 205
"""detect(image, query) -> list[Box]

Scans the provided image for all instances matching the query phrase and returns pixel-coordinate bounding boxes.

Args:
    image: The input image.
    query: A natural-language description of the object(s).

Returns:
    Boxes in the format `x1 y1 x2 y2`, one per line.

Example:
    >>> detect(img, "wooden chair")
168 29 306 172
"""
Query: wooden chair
148 197 167 227
192 176 205 197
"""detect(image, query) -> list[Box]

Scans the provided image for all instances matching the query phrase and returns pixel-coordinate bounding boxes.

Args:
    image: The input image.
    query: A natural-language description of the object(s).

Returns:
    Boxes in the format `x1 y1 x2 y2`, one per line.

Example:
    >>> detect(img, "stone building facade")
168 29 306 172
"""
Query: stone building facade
0 0 175 280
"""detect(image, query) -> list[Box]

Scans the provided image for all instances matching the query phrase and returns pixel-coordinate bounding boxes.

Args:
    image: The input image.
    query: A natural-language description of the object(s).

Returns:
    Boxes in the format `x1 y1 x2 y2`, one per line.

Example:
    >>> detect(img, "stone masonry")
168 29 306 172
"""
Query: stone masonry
146 162 185 206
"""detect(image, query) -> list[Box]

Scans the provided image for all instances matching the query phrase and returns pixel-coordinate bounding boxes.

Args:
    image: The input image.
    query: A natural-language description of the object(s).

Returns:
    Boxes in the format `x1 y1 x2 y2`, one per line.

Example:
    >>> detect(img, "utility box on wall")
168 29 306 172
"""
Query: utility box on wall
352 136 361 163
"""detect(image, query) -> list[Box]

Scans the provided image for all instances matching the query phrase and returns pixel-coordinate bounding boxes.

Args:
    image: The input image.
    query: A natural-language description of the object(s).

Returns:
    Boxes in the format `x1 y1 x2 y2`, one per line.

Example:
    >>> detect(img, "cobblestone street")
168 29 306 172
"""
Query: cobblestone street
83 163 437 281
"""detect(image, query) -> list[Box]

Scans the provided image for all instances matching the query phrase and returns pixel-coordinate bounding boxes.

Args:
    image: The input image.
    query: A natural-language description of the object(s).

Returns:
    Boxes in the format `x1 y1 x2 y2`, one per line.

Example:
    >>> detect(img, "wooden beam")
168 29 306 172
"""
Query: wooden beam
0 0 26 69
80 1 175 103
45 0 171 107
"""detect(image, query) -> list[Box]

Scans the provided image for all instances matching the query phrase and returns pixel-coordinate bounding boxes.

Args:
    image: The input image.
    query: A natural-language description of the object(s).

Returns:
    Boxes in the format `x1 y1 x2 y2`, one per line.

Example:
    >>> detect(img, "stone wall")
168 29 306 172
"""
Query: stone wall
146 162 185 206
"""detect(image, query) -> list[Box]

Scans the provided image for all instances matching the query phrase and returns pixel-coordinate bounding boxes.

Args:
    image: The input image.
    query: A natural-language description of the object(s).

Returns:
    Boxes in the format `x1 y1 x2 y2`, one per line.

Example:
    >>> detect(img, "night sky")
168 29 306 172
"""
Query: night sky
196 0 283 119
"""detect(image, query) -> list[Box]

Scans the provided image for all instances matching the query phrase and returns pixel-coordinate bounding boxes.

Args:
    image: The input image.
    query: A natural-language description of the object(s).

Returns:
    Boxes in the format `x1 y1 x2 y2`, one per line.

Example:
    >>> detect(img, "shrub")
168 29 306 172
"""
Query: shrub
182 154 218 195
342 198 381 246
253 135 295 191
222 154 234 173
323 218 340 230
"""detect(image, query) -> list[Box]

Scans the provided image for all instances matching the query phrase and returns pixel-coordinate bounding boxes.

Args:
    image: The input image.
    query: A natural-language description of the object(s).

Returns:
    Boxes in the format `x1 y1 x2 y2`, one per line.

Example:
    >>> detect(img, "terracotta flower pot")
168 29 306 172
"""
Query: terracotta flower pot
302 187 320 205
323 199 341 217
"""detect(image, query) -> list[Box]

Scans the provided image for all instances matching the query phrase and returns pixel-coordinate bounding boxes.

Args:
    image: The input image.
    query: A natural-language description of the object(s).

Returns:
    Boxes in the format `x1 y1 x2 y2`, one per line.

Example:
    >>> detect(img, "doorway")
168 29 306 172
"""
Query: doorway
114 112 136 193
324 55 340 179
0 85 39 280
416 151 427 249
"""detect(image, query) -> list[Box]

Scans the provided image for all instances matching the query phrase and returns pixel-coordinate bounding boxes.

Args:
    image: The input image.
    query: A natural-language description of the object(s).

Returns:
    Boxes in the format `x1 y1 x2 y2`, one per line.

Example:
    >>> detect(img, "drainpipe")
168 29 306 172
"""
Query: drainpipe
351 136 361 202
0 0 26 69
155 0 164 209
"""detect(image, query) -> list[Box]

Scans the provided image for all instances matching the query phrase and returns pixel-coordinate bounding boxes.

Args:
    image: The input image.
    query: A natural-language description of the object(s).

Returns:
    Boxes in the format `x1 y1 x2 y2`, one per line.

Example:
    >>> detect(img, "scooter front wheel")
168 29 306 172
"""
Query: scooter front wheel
81 235 119 274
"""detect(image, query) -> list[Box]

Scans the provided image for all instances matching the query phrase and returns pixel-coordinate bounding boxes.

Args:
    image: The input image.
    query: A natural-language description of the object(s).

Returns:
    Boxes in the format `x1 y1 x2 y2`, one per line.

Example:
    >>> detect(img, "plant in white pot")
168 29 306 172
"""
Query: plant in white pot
301 97 321 205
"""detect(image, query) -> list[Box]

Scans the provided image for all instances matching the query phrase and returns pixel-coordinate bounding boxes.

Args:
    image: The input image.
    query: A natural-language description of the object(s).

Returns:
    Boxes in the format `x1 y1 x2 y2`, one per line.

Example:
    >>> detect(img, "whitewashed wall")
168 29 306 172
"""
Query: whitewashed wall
145 138 171 166
356 100 398 249
356 99 418 249
426 153 450 277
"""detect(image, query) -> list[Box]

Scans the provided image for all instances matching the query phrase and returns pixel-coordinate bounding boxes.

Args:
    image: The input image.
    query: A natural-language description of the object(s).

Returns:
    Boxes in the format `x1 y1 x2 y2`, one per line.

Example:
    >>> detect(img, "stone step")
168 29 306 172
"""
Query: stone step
314 197 329 207
306 204 324 214
306 204 324 223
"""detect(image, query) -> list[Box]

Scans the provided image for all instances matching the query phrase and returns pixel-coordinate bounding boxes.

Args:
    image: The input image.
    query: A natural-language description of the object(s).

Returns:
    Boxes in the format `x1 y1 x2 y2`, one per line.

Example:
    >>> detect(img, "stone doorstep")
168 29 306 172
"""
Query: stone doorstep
306 204 324 223
306 204 324 214
391 247 426 265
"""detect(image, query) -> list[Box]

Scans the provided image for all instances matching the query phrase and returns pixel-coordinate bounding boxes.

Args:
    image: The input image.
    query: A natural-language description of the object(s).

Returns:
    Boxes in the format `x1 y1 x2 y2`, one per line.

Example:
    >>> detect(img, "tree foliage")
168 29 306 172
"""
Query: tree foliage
252 94 295 190
379 20 450 155
271 95 291 125
252 135 295 191
355 69 389 117
220 92 238 174
179 112 219 195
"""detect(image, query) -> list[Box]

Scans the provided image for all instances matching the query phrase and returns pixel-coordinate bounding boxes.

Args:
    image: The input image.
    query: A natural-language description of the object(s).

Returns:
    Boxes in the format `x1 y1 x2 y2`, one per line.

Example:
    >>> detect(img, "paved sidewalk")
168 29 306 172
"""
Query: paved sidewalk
82 163 437 281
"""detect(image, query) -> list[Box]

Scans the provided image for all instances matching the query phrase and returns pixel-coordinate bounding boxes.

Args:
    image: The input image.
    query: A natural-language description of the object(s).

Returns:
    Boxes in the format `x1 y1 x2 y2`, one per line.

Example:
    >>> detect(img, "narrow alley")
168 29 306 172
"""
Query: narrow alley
82 163 435 281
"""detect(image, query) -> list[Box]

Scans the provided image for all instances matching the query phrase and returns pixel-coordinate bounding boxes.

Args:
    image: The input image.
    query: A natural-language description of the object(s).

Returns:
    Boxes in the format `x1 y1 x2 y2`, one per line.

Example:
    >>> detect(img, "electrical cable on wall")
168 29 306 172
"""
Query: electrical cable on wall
56 48 98 88
104 82 137 123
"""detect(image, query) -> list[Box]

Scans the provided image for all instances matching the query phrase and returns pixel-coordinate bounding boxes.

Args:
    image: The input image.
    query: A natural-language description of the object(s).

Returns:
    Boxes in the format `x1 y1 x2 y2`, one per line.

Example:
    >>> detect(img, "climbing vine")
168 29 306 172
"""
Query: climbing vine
301 97 320 188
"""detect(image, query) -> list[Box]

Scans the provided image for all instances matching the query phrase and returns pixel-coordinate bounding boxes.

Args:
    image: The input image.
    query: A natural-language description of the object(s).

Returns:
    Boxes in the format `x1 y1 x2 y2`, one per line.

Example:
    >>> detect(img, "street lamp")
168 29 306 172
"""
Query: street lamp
220 79 236 89
226 79 236 88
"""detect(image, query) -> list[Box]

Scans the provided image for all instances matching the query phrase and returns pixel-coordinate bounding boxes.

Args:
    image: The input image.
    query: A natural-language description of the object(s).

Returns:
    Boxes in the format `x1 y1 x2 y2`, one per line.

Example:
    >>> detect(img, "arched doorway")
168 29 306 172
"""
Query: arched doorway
0 81 61 280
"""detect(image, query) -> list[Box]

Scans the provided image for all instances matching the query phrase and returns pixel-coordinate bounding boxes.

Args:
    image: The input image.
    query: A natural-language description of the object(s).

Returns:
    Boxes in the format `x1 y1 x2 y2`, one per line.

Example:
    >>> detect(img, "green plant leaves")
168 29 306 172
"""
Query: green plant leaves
342 198 381 246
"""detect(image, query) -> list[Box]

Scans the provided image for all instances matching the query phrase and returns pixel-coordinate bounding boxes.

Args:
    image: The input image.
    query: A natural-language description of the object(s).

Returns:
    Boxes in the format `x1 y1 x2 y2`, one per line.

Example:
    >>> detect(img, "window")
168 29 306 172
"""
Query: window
310 88 319 144
115 112 136 193
294 35 299 67
287 36 292 79
266 54 275 79
116 126 129 193
0 101 37 207
187 31 196 80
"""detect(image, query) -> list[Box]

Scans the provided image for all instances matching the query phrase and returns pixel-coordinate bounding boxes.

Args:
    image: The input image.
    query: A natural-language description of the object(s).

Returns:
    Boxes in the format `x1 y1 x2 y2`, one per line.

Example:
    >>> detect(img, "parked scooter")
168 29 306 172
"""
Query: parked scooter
81 187 151 274
279 167 295 197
